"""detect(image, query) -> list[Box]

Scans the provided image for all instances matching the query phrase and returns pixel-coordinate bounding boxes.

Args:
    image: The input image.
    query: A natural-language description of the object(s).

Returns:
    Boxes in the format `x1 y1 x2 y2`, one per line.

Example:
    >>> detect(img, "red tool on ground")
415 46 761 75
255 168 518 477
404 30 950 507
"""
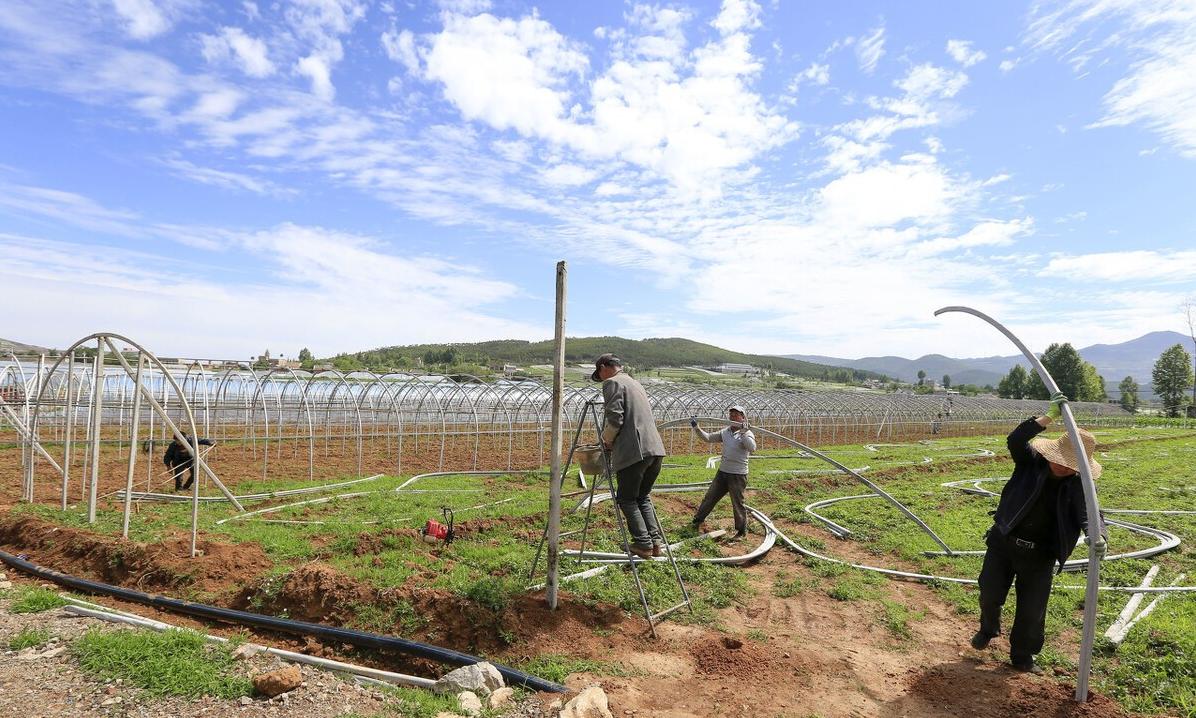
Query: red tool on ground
422 507 455 545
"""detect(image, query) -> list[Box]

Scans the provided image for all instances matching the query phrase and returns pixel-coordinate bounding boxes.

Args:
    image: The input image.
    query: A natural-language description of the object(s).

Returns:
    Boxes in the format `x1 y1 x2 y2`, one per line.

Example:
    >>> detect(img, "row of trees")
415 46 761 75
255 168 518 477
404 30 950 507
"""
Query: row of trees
995 342 1195 417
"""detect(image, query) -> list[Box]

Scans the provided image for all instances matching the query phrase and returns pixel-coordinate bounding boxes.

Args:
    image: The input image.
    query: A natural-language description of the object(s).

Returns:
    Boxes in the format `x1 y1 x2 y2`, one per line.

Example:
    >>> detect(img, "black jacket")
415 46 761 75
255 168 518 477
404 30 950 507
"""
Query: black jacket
163 436 214 468
992 418 1105 571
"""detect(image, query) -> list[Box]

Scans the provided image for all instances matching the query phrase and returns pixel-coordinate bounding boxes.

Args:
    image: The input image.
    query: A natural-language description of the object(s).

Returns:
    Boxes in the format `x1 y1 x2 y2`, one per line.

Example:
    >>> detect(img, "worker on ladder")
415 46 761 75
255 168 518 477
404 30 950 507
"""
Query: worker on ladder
592 354 667 559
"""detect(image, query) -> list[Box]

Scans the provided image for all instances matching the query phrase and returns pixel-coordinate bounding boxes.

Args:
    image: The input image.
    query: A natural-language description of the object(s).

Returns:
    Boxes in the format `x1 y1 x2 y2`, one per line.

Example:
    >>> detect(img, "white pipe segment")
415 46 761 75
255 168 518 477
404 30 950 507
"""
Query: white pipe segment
62 604 435 688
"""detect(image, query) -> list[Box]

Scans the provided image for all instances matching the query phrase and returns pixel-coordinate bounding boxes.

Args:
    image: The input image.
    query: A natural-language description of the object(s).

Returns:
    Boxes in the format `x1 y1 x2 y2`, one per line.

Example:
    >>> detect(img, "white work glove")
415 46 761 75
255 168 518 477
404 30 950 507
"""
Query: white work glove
1086 534 1107 560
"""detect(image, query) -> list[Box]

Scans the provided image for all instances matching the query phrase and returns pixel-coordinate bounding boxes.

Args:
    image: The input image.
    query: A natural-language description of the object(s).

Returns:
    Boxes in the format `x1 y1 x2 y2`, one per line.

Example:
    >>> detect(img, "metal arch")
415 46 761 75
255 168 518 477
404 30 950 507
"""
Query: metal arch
935 305 1104 703
24 333 241 554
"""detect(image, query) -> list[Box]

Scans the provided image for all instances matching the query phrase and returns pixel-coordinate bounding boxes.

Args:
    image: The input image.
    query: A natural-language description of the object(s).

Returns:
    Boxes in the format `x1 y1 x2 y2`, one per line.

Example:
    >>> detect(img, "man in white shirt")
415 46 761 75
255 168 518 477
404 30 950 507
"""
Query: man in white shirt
689 405 756 538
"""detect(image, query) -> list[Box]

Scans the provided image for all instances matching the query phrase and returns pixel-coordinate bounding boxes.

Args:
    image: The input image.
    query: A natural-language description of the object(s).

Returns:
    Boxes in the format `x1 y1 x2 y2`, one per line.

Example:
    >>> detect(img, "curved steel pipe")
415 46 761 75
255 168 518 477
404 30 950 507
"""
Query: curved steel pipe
935 305 1104 701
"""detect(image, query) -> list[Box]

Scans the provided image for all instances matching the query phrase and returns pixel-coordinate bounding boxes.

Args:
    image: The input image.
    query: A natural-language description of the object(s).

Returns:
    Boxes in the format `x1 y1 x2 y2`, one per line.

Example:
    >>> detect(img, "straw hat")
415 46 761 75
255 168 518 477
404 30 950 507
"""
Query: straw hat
1030 428 1102 479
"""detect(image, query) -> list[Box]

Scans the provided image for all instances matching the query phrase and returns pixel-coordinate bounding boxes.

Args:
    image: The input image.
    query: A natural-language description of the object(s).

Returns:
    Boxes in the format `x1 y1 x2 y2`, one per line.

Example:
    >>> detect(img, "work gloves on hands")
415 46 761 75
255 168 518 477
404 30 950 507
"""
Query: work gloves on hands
1086 534 1108 560
1046 391 1068 422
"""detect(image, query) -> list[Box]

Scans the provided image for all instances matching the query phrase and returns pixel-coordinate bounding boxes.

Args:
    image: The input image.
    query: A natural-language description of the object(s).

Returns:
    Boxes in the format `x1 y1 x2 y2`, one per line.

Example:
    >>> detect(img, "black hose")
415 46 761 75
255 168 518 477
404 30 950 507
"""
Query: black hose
0 548 564 692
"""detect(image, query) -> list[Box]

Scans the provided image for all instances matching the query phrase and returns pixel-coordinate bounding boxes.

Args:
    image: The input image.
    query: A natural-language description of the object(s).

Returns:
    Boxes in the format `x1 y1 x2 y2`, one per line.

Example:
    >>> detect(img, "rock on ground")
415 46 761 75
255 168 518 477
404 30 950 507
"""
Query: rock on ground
433 661 505 696
489 686 515 709
560 685 614 718
252 665 303 697
457 690 483 716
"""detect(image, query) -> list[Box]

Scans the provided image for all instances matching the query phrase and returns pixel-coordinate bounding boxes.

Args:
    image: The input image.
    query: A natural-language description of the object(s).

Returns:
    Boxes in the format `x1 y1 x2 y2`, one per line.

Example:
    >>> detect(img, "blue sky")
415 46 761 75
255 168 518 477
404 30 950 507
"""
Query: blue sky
1 0 1193 361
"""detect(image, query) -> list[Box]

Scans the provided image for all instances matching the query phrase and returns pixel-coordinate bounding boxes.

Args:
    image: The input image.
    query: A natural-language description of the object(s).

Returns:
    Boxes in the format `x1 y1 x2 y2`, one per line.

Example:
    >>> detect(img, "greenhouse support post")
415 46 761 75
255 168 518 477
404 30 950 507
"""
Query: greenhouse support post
547 260 567 609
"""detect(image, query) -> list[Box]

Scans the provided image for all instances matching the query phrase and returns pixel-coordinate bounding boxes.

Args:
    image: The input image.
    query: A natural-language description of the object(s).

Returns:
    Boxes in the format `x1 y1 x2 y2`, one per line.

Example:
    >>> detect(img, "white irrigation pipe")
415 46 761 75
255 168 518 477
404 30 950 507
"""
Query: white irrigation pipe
936 305 1104 702
118 473 388 504
1106 573 1185 646
216 471 519 525
62 603 435 688
1103 565 1158 643
528 530 728 590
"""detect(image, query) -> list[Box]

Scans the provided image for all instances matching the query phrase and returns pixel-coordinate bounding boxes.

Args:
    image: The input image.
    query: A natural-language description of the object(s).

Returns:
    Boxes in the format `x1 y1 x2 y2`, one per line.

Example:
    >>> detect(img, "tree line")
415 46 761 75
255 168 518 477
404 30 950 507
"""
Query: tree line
995 342 1195 417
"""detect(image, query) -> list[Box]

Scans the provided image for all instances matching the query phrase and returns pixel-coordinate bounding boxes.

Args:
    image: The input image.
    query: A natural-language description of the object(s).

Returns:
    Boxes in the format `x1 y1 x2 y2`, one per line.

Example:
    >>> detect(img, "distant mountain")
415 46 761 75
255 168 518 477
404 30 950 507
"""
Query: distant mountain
784 331 1192 392
0 337 51 355
333 336 889 383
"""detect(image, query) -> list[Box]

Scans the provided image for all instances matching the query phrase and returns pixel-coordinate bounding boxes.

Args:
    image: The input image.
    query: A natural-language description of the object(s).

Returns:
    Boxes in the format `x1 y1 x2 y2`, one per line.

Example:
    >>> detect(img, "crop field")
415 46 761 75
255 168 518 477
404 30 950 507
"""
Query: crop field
2 424 1194 717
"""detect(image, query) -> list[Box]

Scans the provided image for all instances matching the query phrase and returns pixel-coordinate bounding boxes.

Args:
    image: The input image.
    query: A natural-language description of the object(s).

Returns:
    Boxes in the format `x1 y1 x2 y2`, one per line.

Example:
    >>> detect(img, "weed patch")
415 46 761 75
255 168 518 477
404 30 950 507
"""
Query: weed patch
9 586 67 614
74 628 252 699
9 626 53 650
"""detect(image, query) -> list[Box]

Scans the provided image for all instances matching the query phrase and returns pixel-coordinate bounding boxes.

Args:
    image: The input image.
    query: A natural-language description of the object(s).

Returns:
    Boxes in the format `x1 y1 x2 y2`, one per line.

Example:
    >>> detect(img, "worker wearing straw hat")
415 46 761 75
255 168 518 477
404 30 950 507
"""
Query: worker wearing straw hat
971 392 1107 674
592 354 667 559
689 405 756 539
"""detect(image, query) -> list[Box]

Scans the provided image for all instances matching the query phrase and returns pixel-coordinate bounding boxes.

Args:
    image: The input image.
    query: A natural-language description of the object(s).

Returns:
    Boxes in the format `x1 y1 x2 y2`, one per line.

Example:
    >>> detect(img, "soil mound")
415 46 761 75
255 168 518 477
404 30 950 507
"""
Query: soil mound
906 660 1129 717
0 515 271 598
689 635 775 679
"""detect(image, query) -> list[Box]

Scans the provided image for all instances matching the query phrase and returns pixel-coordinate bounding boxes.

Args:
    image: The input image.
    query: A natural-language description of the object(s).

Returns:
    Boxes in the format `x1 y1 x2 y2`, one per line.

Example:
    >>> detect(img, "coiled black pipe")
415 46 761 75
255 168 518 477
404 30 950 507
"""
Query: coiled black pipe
0 548 564 693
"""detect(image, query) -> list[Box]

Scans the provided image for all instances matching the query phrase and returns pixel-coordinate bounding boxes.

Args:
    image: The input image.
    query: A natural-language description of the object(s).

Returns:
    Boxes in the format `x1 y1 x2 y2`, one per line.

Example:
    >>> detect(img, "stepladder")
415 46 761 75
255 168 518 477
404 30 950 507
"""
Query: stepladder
531 399 691 637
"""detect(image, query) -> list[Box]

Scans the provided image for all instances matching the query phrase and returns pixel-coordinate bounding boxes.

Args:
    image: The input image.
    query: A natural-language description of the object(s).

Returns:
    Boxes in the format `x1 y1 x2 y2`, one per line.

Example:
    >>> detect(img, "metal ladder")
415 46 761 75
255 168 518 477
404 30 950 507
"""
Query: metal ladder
530 399 691 637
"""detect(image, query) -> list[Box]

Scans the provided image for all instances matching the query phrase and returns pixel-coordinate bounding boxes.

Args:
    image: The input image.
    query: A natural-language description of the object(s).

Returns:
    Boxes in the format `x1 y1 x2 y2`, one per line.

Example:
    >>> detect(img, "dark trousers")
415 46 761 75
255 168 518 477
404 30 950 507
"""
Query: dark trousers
615 455 665 549
977 530 1056 661
171 461 195 490
692 471 748 535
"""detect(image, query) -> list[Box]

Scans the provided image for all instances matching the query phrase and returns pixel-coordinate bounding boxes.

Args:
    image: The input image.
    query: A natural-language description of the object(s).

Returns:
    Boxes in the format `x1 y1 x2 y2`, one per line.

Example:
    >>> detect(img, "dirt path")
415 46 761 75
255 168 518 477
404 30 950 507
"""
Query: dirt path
536 552 1138 718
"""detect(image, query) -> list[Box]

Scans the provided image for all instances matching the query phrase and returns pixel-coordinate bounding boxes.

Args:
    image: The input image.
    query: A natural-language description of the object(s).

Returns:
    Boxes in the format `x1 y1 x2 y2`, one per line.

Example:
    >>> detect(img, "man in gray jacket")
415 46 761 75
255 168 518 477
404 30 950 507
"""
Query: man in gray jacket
690 405 756 538
593 354 667 559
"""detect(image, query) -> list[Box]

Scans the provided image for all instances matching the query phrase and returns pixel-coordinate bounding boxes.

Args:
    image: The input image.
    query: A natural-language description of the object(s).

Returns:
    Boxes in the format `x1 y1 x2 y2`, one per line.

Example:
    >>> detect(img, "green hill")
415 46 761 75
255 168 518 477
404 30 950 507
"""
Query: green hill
326 337 887 383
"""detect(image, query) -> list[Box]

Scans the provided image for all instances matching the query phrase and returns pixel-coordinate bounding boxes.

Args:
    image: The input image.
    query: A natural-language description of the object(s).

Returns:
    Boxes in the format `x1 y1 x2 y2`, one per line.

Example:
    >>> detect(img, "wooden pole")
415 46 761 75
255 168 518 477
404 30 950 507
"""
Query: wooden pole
546 260 567 609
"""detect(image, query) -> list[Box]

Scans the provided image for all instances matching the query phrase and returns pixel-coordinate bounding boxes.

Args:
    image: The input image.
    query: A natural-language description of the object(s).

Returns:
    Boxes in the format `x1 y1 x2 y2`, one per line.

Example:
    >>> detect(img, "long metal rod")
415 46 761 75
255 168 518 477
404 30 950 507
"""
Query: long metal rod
87 339 105 523
935 305 1104 702
62 351 76 509
121 354 144 539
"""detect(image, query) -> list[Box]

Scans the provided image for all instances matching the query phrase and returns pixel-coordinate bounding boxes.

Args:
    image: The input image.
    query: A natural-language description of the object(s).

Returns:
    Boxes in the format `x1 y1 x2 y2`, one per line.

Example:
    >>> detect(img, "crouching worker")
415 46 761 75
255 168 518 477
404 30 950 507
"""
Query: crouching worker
690 405 756 539
593 354 667 560
972 392 1107 673
164 435 216 491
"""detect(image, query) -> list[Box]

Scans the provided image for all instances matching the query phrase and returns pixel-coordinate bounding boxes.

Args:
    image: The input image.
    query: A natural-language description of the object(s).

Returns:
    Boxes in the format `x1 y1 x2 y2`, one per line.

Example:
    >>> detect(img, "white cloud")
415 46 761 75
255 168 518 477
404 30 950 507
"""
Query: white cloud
199 27 275 77
1041 250 1196 282
296 53 336 100
381 28 420 72
423 12 588 139
0 223 542 356
855 24 885 74
998 58 1017 73
111 0 171 39
420 3 796 195
1026 0 1196 157
160 158 294 196
945 39 986 67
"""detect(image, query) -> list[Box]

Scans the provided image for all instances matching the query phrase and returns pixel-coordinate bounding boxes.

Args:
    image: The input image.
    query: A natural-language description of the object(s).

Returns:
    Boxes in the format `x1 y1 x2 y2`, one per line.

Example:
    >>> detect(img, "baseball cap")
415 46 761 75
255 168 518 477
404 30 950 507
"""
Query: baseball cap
727 405 747 416
591 354 622 382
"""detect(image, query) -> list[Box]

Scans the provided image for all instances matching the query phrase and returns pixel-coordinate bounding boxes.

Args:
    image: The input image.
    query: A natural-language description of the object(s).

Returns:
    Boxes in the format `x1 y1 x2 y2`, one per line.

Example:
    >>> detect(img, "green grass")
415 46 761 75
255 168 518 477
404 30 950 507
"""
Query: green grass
9 626 53 650
9 426 1196 716
8 586 67 613
517 654 636 683
377 686 466 718
73 628 252 698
